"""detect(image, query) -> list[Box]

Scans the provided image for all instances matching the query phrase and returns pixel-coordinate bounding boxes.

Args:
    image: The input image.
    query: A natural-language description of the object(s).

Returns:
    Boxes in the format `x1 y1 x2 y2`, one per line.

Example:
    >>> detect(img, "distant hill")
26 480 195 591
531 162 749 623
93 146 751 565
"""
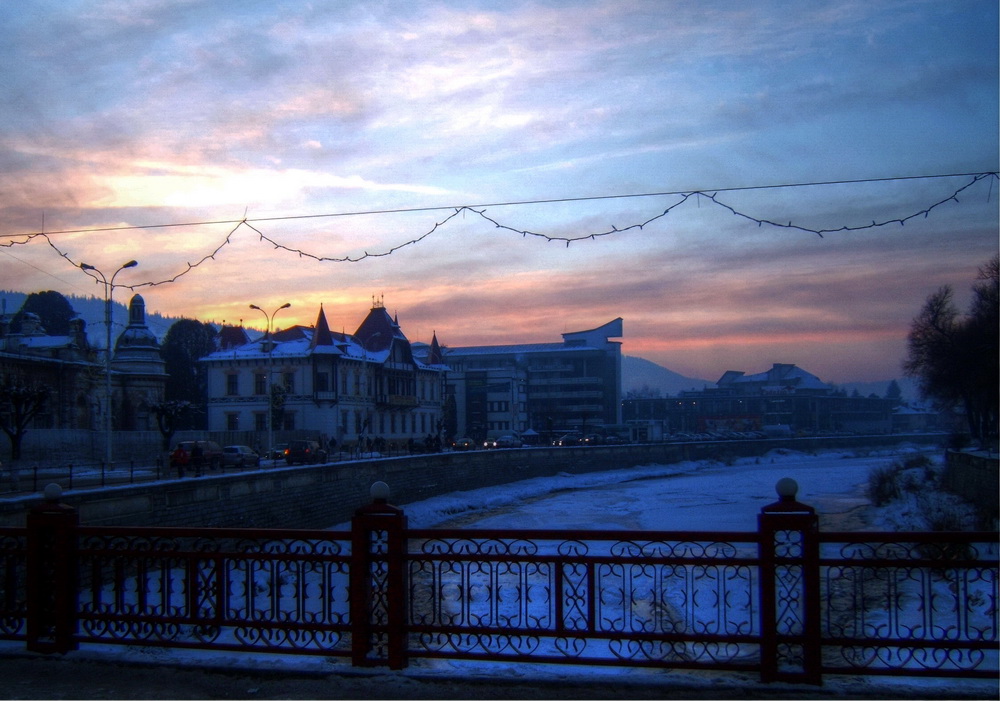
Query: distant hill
622 355 711 396
621 354 917 402
834 378 918 402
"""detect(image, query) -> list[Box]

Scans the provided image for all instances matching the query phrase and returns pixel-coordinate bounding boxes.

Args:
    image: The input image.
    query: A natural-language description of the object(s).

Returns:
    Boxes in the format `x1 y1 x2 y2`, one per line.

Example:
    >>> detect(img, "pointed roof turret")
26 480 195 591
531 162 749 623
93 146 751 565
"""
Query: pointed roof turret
354 303 405 353
427 331 444 365
311 304 335 348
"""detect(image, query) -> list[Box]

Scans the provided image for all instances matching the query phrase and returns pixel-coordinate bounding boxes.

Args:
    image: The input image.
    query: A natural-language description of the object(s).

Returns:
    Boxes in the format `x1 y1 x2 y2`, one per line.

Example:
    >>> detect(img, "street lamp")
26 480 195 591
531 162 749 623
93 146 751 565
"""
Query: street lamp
359 332 382 455
80 259 138 468
249 302 291 462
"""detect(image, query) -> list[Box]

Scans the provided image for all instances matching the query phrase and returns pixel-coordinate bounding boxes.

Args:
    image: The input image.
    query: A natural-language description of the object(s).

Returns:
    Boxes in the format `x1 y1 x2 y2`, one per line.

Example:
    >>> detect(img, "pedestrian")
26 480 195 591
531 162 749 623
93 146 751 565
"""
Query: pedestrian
191 442 204 476
170 444 189 478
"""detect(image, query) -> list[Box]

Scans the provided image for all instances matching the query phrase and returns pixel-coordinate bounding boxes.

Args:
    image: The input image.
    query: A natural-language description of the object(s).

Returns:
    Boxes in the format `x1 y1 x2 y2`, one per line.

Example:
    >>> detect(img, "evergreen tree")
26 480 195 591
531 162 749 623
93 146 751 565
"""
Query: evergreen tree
13 290 76 335
160 319 217 429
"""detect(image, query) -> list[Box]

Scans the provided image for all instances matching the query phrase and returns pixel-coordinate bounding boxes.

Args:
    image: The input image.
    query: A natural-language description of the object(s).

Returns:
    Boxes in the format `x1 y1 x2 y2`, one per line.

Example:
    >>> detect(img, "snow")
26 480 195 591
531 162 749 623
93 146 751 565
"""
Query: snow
366 446 925 531
6 445 995 697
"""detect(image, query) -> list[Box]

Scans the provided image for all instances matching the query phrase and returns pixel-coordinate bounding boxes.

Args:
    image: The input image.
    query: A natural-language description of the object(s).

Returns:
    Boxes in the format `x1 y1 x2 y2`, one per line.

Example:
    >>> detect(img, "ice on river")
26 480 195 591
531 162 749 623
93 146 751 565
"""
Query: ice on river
382 445 934 532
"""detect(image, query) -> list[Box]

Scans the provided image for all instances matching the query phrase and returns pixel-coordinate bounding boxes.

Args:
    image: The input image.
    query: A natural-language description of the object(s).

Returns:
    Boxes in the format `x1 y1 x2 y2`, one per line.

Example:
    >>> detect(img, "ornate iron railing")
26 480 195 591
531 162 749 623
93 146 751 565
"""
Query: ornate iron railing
0 484 996 686
817 532 998 678
73 527 353 658
404 529 761 671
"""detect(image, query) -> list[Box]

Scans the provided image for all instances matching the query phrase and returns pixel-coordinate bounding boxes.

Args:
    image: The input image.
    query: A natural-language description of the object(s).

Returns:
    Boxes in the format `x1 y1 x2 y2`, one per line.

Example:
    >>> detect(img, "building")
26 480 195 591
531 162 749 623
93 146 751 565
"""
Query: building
111 295 168 431
0 294 166 433
200 302 447 450
622 363 894 437
430 319 623 442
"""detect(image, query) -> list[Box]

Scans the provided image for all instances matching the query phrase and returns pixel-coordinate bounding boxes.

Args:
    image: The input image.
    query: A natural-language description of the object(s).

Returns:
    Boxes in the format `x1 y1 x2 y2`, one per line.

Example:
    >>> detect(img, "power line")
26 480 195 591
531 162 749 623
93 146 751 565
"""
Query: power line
1 171 994 238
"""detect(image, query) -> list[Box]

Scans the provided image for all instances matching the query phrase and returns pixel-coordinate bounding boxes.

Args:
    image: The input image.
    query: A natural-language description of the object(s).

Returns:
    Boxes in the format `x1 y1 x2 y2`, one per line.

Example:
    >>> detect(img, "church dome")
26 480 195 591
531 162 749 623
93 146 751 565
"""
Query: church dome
112 294 166 377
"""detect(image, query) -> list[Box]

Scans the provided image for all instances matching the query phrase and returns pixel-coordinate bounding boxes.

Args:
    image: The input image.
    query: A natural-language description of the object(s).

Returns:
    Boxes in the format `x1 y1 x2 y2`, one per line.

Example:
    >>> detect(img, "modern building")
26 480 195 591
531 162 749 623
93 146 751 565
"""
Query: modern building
622 363 895 437
200 302 447 451
429 318 623 442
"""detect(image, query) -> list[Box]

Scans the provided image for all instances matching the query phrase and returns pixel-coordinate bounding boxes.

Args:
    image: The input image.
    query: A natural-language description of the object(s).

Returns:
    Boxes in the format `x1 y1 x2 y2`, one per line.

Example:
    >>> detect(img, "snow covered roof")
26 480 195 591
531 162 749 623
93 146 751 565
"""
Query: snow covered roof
716 363 832 393
199 302 439 369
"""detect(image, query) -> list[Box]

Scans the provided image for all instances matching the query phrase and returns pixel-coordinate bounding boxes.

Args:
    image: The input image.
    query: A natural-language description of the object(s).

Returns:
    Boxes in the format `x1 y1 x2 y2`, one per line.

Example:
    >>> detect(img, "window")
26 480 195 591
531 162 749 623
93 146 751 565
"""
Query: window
282 412 295 431
283 372 294 392
316 372 329 392
341 371 348 394
226 374 238 396
226 413 239 430
254 373 266 395
255 413 267 431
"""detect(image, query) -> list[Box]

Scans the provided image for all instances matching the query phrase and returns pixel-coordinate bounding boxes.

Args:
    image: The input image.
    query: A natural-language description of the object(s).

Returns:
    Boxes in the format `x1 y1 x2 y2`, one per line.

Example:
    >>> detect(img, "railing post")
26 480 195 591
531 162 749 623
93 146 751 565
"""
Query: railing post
26 483 79 654
758 477 821 685
351 481 408 669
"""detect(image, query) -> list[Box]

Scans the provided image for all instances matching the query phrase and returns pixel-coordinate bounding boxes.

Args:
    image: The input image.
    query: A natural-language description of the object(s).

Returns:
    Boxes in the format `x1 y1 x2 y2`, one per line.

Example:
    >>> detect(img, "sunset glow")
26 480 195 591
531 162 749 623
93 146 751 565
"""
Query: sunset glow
1 1 996 386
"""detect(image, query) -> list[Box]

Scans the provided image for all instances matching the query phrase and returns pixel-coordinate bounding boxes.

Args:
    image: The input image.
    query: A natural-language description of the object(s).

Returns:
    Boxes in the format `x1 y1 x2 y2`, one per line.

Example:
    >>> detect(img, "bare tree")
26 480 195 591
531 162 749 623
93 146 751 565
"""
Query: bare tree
904 255 999 447
0 377 50 461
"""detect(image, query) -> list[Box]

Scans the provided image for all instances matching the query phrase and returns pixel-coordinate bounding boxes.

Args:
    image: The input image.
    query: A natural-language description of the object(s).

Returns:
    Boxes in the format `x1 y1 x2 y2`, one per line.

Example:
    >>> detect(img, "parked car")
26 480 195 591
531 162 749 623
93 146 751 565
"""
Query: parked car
451 437 475 451
173 440 224 470
552 433 582 446
284 440 328 465
220 445 260 468
493 435 520 449
268 443 288 460
581 434 603 445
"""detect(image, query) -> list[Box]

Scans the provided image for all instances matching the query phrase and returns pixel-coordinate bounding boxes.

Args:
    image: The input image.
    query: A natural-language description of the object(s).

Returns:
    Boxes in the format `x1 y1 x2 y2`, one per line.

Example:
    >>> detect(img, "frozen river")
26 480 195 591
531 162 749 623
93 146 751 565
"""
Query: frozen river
396 446 934 532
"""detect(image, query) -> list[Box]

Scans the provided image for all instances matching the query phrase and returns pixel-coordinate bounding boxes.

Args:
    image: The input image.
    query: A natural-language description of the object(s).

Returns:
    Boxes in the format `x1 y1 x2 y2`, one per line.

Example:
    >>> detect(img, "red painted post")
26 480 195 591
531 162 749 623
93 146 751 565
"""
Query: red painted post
26 484 79 654
758 477 821 685
350 481 408 669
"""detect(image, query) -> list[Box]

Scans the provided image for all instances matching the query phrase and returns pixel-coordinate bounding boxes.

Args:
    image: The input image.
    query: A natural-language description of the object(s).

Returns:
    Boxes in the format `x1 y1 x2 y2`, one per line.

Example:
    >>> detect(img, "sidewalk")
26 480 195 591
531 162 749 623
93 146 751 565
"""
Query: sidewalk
1 650 995 700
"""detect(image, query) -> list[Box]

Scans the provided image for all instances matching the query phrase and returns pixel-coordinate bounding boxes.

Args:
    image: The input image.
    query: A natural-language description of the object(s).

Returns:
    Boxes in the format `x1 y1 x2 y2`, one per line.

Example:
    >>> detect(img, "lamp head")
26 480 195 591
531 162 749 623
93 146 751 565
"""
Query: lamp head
280 303 291 310
249 304 262 311
80 263 95 271
123 260 138 269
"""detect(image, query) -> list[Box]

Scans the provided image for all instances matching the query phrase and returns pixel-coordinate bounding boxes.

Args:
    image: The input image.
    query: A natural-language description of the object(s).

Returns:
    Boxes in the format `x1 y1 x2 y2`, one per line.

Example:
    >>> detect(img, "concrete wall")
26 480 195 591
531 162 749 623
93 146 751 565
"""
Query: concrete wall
0 434 946 529
943 449 999 522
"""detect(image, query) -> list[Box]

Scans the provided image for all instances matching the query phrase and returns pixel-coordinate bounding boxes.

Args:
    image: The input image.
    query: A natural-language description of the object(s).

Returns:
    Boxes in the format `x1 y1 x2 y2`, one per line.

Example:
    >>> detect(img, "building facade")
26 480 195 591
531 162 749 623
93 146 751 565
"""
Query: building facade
433 318 623 442
0 294 167 434
200 302 447 450
622 363 895 437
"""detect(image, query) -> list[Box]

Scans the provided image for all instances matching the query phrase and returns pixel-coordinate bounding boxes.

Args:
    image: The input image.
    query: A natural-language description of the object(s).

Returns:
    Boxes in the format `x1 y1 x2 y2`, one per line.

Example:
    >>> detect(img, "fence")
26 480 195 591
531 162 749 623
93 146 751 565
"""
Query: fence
0 480 996 685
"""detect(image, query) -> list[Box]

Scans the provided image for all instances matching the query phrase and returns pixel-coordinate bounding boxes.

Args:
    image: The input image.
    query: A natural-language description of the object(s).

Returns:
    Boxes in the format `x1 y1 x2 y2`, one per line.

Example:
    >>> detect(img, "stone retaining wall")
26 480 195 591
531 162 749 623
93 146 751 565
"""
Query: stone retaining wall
0 434 946 528
943 449 999 522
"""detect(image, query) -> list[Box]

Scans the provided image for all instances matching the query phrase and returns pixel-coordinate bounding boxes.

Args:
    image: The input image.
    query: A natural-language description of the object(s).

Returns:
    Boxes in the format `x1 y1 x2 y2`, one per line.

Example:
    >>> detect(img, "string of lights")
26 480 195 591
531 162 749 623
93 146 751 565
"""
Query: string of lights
2 171 996 292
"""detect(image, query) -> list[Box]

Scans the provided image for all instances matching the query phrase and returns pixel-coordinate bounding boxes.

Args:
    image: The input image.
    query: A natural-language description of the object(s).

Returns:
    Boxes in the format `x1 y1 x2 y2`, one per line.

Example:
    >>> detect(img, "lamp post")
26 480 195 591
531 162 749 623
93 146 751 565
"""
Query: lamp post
80 259 138 468
249 302 291 463
359 332 382 454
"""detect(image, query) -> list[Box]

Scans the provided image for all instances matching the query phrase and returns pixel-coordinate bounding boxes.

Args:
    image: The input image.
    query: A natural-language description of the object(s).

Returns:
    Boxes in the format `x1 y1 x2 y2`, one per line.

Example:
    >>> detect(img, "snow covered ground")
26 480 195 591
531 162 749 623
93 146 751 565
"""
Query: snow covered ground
363 444 943 532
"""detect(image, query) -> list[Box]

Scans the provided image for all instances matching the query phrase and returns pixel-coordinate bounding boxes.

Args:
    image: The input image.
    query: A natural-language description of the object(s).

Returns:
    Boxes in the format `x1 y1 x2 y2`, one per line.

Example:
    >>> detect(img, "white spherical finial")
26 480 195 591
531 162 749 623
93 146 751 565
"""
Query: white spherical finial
775 477 798 500
370 481 390 502
43 483 63 502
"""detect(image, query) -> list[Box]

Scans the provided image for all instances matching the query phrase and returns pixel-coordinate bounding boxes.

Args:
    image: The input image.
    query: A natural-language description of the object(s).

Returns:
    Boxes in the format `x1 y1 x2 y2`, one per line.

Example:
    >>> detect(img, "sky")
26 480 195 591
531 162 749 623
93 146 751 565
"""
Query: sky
0 1 997 384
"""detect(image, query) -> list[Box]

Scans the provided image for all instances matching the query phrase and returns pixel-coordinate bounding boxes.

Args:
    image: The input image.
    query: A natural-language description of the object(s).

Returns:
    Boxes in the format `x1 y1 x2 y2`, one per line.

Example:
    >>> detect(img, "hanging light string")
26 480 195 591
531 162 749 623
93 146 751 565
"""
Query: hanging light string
3 171 996 291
